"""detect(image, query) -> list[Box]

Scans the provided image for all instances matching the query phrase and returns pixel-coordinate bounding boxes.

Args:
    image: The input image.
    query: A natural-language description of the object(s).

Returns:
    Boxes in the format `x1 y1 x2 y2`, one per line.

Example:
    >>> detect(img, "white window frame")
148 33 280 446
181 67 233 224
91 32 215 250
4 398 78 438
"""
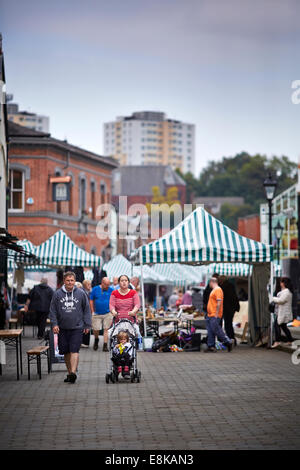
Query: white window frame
8 169 25 212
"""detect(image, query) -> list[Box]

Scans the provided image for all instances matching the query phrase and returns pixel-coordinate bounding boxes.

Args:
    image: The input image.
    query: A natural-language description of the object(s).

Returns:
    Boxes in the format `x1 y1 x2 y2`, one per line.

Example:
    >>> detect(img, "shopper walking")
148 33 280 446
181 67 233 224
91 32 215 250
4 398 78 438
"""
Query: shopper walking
24 278 54 339
219 276 240 346
109 274 140 336
50 271 91 384
81 280 92 348
271 277 294 348
203 273 219 315
204 277 232 352
90 277 113 351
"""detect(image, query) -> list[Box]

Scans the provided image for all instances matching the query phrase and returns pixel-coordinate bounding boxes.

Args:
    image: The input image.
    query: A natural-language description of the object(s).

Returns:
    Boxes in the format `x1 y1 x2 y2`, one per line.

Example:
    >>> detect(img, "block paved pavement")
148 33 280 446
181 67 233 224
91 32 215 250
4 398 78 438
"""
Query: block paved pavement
0 333 299 450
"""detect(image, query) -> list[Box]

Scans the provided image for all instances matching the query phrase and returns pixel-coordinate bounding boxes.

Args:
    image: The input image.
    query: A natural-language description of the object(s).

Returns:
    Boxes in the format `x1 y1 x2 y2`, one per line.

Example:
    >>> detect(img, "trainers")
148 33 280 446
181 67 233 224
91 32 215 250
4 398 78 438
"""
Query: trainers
93 338 99 351
103 343 108 352
69 372 77 384
64 374 72 383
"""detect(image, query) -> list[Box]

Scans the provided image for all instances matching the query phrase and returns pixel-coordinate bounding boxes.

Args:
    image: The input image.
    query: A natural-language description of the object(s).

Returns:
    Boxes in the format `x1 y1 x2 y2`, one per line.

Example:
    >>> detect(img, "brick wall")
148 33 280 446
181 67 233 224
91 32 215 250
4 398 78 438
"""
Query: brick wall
8 142 116 255
238 214 260 242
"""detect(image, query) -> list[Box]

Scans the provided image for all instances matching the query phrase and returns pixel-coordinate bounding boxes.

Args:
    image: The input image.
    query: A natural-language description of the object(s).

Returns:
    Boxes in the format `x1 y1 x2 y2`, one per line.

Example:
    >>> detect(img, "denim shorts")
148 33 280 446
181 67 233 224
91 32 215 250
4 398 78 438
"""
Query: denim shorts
58 328 83 354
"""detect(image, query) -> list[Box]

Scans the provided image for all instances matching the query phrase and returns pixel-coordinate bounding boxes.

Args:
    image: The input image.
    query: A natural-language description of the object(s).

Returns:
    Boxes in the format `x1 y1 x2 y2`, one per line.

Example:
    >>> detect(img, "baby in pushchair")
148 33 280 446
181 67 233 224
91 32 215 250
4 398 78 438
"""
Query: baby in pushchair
106 318 141 383
112 331 133 379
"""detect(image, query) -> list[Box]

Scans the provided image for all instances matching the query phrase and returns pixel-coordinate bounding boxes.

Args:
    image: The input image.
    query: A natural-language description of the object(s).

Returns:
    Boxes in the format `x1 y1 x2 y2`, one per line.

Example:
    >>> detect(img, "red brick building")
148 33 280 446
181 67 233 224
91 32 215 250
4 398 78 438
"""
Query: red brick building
7 122 118 257
238 214 260 242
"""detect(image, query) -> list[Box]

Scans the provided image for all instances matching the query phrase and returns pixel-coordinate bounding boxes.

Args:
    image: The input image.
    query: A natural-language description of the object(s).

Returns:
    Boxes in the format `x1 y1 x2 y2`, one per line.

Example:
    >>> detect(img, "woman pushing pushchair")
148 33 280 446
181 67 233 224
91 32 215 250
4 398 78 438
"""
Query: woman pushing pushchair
105 275 142 383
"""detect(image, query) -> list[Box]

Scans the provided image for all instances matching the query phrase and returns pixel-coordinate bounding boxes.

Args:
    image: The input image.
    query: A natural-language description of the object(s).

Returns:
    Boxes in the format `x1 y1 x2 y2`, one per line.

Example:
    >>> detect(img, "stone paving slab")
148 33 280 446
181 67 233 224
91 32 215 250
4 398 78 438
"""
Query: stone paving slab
0 334 299 450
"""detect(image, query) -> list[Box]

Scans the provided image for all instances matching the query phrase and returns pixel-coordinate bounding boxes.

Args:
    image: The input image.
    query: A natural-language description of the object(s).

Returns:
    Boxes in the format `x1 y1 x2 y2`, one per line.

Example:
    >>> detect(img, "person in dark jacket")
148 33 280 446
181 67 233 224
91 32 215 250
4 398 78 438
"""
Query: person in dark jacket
24 278 54 339
50 271 91 384
218 276 240 345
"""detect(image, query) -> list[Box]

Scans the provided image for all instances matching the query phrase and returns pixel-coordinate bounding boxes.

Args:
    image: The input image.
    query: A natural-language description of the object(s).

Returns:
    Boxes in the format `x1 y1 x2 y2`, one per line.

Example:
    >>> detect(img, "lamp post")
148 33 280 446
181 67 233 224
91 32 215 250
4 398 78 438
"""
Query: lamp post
263 173 277 245
274 221 283 264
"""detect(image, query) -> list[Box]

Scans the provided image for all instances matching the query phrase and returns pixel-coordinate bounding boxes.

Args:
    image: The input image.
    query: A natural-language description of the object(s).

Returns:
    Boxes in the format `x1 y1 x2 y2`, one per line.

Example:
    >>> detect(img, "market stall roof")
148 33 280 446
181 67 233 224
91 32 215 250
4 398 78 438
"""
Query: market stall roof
207 262 281 278
133 206 273 265
7 238 42 269
151 263 206 287
35 230 103 268
103 254 169 284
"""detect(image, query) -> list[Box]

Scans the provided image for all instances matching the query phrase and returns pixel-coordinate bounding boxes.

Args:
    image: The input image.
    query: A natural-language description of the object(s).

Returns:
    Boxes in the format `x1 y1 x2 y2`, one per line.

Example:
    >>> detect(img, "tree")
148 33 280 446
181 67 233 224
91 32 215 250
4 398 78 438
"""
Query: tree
178 152 297 229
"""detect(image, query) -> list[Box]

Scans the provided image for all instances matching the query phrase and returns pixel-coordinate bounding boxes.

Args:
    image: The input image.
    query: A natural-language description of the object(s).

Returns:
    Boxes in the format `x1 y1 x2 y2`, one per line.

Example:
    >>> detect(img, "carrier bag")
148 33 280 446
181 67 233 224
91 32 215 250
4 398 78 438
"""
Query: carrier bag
184 333 201 352
152 336 171 352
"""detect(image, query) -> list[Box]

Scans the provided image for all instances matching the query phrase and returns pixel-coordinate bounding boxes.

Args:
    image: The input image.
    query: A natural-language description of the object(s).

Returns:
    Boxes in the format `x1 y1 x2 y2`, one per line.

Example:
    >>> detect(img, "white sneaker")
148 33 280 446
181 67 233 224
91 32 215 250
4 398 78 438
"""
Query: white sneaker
271 342 281 349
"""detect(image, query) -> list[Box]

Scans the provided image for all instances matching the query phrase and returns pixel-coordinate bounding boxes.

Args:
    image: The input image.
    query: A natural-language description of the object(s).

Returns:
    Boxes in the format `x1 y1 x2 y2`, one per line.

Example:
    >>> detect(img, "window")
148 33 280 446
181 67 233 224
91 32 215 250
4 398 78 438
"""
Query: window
9 169 24 211
91 181 96 219
100 182 106 205
289 188 296 209
79 177 86 214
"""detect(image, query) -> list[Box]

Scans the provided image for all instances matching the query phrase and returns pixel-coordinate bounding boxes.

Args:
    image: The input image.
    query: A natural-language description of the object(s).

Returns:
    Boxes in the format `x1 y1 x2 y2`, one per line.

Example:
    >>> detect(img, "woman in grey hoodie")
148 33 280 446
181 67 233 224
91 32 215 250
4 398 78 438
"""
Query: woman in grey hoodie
50 271 91 383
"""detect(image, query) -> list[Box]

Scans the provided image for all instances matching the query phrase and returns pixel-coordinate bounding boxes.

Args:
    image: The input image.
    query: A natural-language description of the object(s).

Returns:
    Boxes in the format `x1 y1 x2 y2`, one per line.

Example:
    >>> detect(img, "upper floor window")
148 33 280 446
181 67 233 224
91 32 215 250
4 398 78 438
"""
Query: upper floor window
9 169 24 211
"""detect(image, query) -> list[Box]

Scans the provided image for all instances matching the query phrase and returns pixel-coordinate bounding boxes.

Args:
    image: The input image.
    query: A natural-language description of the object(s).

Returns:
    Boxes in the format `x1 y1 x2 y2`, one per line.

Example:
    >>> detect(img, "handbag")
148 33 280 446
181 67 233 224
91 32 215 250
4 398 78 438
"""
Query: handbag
269 302 275 313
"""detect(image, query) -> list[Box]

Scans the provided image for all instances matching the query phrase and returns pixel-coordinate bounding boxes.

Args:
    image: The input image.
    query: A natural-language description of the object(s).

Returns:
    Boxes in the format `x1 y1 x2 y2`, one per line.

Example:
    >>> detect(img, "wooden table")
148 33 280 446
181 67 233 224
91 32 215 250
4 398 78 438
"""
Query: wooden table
0 329 23 380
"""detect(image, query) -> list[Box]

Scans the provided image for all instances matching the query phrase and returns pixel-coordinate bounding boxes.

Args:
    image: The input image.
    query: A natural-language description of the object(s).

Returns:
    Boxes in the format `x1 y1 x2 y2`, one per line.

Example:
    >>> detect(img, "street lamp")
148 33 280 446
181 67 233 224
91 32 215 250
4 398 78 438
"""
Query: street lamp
263 173 277 245
274 221 283 264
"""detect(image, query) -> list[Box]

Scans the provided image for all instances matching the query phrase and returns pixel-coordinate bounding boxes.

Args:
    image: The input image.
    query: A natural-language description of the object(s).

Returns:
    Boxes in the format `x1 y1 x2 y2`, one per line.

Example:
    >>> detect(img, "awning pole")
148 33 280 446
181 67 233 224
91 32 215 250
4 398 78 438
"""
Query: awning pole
139 248 147 338
269 261 274 347
10 262 16 315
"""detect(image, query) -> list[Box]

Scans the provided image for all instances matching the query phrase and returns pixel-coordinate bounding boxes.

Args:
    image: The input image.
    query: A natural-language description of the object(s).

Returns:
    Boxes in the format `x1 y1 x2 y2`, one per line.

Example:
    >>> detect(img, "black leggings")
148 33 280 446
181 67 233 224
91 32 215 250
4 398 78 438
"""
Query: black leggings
274 318 293 342
222 312 235 340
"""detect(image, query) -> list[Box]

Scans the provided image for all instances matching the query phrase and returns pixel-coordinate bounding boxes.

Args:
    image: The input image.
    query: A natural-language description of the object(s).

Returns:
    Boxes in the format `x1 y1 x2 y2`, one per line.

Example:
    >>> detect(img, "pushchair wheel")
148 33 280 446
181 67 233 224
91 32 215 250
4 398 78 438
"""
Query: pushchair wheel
130 372 135 383
110 373 115 384
136 371 141 383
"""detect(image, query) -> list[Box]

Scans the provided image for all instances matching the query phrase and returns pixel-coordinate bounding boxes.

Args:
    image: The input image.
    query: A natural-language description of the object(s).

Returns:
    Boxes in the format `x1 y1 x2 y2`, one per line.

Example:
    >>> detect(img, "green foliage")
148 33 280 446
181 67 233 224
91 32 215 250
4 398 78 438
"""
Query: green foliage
146 186 181 214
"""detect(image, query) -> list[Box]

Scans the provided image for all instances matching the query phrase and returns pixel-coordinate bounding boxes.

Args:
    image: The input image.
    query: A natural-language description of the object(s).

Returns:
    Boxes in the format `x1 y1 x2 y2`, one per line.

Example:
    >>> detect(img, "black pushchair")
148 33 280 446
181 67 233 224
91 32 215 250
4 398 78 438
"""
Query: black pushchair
105 318 141 384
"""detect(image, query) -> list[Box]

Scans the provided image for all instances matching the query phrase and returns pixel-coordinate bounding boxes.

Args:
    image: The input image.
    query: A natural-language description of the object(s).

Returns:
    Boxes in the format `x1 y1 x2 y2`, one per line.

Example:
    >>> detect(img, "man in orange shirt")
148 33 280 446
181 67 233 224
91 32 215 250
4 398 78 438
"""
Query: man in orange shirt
205 277 232 352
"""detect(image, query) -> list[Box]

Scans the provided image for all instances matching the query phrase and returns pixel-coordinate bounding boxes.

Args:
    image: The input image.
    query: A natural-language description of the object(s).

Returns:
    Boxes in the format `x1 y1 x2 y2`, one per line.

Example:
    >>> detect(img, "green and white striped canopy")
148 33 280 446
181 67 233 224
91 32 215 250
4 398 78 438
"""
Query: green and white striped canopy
103 254 169 284
137 206 273 265
7 240 47 271
35 230 103 268
208 262 282 277
151 263 206 287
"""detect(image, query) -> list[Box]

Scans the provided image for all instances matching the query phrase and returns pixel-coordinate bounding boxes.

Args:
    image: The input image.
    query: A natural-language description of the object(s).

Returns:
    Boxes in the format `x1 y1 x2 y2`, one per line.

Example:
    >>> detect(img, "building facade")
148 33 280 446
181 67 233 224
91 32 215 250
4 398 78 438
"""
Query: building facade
0 36 7 235
260 184 298 260
111 165 186 257
192 197 244 216
7 122 118 258
103 111 195 174
7 100 49 133
238 214 260 242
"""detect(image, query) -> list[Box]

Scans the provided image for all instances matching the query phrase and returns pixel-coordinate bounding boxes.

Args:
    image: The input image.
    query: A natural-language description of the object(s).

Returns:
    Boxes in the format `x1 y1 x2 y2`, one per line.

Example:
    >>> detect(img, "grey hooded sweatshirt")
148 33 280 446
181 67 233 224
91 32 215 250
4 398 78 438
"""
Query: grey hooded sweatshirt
50 285 91 330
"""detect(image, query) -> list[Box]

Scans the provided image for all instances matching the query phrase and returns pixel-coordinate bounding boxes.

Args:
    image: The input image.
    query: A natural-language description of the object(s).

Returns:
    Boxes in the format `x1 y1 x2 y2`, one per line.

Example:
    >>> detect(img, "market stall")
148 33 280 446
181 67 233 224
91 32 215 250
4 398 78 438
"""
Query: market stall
132 206 274 345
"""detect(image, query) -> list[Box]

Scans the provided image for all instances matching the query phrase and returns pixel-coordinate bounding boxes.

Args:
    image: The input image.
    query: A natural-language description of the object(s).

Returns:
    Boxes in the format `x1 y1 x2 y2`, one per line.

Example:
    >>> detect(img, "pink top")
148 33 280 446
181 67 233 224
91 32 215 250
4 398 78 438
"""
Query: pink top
109 289 140 323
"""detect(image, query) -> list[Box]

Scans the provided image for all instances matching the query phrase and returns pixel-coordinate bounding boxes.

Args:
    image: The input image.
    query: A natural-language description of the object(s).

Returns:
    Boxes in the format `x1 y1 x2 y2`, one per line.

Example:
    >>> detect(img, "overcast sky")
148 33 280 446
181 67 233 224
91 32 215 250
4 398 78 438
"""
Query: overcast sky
1 0 299 175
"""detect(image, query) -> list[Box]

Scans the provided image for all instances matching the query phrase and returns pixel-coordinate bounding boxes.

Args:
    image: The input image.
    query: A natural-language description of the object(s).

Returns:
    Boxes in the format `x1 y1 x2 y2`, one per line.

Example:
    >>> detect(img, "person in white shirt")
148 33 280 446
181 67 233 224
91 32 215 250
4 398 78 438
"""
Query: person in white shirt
271 277 294 348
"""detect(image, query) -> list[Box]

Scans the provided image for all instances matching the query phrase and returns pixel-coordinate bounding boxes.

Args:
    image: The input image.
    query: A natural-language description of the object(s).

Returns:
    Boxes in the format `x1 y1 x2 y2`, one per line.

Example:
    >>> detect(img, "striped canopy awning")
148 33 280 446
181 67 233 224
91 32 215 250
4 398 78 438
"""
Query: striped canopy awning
103 254 169 284
151 263 206 287
208 262 282 278
7 240 48 271
137 206 273 265
35 230 103 268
